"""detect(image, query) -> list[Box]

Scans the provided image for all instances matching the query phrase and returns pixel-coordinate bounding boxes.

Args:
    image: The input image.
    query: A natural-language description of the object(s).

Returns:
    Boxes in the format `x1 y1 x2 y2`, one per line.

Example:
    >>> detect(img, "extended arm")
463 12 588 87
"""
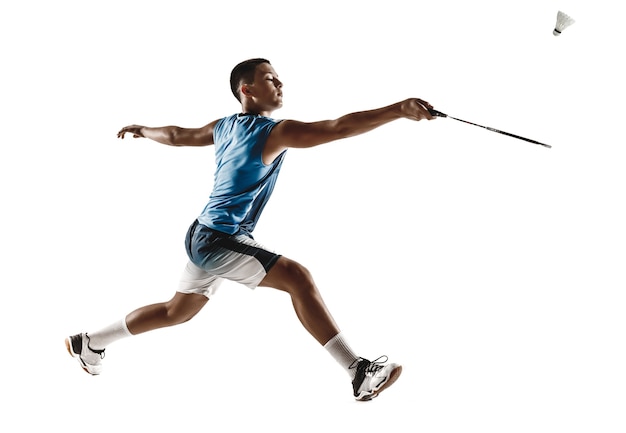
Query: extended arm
263 98 435 162
117 120 219 147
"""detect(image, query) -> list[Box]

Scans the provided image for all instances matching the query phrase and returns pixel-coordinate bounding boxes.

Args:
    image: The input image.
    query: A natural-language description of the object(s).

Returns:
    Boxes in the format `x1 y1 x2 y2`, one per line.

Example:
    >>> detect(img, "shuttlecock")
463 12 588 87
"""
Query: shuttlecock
553 10 575 36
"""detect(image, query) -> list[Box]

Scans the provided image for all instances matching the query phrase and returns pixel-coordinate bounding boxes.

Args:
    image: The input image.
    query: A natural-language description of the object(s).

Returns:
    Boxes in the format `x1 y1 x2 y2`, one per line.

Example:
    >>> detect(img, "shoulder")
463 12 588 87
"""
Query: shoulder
214 114 236 129
211 115 237 138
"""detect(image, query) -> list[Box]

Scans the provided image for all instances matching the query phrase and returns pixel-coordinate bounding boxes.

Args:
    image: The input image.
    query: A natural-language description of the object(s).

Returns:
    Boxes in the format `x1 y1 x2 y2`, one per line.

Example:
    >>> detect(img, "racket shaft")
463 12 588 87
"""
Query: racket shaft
449 116 552 148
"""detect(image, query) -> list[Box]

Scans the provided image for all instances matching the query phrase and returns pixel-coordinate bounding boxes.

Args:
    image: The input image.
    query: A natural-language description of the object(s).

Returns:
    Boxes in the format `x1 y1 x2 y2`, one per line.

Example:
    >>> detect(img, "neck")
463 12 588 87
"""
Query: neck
241 103 274 117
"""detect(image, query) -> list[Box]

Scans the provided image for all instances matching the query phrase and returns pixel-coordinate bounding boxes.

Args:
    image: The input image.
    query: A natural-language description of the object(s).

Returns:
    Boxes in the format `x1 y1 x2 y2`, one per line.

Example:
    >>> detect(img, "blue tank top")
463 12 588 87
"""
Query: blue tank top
197 113 286 236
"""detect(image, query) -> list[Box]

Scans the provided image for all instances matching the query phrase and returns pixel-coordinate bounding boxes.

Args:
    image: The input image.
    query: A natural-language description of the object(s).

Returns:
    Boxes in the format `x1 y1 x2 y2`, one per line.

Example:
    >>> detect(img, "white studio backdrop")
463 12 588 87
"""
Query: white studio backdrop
1 1 624 432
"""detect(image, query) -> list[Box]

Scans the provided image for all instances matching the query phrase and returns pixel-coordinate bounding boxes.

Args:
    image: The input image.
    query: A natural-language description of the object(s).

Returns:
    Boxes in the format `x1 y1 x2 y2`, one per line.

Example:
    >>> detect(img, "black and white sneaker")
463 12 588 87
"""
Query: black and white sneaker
65 333 105 375
350 356 402 401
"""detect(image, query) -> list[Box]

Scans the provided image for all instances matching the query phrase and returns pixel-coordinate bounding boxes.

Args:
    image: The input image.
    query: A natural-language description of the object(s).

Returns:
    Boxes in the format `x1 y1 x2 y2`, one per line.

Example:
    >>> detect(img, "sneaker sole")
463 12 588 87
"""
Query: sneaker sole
65 337 99 376
356 364 403 401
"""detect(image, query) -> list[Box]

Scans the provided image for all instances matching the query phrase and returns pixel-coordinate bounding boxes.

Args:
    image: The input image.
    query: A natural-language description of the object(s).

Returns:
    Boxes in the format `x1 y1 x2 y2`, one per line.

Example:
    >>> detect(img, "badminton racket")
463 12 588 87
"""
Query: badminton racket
428 108 551 148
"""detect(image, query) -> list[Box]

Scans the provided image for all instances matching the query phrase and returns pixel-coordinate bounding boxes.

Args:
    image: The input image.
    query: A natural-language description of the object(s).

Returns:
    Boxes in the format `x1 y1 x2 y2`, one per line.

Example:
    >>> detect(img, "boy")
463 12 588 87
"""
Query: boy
66 58 435 401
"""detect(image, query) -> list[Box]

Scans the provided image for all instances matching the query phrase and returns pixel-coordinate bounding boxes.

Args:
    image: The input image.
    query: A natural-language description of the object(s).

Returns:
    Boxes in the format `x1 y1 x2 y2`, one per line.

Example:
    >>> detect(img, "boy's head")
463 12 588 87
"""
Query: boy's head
230 58 271 102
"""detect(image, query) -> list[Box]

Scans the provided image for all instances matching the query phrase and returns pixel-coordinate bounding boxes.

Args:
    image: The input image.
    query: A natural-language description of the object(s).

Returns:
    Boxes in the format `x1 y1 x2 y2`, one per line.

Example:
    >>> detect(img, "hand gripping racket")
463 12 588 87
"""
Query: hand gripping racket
428 108 551 148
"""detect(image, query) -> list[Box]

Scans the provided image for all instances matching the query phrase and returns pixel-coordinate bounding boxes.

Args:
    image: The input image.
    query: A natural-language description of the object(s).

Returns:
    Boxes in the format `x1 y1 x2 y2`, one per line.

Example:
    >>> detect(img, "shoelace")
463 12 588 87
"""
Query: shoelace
349 355 388 374
363 355 388 374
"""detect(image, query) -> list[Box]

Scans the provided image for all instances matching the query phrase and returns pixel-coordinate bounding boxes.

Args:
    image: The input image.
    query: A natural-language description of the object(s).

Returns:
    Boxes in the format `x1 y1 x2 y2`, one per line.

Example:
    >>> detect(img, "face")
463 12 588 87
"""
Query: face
242 63 283 113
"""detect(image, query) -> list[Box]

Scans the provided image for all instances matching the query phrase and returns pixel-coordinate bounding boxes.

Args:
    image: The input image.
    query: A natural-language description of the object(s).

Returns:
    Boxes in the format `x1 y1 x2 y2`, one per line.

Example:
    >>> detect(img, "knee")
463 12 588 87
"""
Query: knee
166 307 195 325
281 260 317 295
164 295 207 325
287 260 313 280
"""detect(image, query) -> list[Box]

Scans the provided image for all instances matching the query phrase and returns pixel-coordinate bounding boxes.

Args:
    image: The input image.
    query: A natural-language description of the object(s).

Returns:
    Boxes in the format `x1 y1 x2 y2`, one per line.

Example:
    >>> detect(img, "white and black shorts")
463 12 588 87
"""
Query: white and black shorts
178 220 281 298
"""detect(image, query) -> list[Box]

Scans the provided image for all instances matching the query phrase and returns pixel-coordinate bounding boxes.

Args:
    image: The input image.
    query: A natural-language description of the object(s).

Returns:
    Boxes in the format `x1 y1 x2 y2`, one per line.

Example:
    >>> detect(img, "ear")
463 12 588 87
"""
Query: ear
241 84 252 97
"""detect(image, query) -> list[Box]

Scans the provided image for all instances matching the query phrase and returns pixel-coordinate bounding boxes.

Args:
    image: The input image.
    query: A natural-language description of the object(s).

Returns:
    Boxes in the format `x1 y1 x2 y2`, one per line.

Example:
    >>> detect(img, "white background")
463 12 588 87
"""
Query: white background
2 1 624 432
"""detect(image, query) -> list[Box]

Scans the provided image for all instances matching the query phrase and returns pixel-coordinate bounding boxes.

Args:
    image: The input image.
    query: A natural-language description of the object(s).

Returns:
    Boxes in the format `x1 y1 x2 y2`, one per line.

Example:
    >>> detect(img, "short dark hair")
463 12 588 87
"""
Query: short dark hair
230 58 271 102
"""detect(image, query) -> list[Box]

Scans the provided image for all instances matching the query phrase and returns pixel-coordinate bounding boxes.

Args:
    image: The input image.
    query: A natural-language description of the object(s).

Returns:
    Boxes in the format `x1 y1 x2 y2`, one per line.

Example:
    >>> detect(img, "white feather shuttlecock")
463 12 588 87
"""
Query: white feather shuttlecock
553 10 575 36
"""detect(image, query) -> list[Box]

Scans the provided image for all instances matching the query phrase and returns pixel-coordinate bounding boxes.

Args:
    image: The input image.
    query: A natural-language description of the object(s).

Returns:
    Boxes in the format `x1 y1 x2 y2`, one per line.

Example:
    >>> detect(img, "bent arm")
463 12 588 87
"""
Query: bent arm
263 98 434 161
117 120 219 147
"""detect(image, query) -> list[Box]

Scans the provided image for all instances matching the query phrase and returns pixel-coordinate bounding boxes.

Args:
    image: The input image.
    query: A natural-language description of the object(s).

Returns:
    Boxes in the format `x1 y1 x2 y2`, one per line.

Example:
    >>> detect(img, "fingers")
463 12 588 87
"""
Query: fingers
117 125 142 139
413 98 436 120
117 126 131 139
416 98 434 110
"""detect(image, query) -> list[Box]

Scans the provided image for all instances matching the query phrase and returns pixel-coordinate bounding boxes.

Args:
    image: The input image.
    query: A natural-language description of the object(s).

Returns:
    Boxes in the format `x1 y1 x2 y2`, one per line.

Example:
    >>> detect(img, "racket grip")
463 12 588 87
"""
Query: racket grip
428 108 447 117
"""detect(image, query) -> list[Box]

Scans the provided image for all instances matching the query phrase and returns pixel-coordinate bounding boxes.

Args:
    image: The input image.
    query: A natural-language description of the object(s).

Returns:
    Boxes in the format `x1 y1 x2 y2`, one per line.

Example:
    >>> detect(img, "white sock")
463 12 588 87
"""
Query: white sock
87 319 132 350
324 332 361 379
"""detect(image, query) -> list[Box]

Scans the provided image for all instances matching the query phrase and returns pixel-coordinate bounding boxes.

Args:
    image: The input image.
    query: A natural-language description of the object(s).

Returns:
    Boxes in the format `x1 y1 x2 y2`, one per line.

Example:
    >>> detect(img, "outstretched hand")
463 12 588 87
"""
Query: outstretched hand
117 125 145 139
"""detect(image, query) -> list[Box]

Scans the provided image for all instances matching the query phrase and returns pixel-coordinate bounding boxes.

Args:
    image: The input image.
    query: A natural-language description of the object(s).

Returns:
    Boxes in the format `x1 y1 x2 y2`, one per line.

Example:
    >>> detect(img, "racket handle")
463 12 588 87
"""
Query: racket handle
428 108 447 117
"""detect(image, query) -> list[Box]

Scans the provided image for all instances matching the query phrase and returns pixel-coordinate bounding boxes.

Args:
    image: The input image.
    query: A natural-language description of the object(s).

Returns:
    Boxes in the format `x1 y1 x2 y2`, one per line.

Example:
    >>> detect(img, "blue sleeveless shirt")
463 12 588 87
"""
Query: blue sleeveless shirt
197 113 286 236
